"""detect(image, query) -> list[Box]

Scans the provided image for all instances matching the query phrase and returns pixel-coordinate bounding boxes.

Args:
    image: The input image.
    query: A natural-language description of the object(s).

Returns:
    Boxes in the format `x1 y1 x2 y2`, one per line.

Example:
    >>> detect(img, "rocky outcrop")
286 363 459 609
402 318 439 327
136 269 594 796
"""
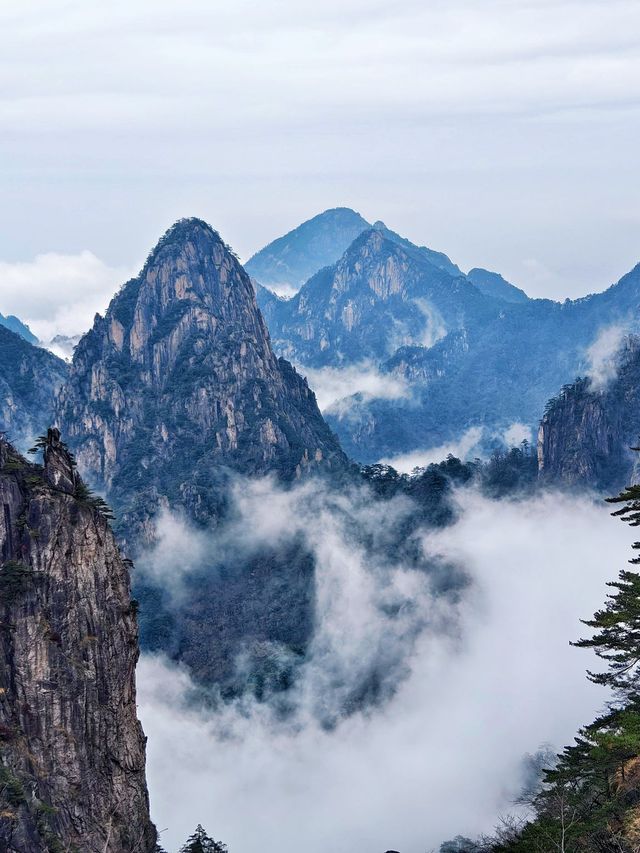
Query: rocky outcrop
0 325 68 451
55 218 346 544
538 337 640 490
0 429 156 852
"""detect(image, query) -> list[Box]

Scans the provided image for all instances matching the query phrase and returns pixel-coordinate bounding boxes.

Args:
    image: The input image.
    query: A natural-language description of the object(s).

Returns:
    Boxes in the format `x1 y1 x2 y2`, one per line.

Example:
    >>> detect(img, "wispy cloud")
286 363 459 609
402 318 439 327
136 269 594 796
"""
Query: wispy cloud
138 487 629 852
298 361 410 412
378 426 484 473
0 251 132 340
584 323 628 391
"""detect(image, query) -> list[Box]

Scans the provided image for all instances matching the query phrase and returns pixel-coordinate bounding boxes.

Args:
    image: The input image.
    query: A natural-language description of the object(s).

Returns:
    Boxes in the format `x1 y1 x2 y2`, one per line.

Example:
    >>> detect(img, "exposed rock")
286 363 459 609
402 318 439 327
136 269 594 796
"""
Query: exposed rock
538 336 640 490
55 218 347 546
0 431 156 852
261 227 490 368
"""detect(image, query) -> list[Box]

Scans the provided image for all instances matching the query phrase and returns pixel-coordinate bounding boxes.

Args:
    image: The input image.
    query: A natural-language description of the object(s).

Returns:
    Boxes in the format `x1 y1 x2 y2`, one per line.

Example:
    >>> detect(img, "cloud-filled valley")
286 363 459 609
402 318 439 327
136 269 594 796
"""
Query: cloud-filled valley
137 484 630 852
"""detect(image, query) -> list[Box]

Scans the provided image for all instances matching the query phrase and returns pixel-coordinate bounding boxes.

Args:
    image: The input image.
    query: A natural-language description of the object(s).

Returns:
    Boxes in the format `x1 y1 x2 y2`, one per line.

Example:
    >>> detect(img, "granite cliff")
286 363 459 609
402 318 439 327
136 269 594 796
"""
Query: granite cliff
538 336 640 490
0 428 156 852
55 217 346 544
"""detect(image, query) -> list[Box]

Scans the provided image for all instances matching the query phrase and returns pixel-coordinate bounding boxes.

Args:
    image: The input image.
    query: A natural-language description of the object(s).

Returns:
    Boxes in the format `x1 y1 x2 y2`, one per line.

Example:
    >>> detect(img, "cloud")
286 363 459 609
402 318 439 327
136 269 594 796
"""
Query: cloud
415 298 448 348
0 251 132 340
1 1 640 301
138 486 631 852
584 323 628 391
379 426 484 473
298 362 410 412
503 422 533 447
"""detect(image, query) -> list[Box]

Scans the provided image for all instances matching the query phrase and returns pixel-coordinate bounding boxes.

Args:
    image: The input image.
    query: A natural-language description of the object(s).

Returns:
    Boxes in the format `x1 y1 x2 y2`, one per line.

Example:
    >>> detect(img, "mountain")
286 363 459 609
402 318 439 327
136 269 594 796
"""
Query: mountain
538 336 640 490
0 324 68 449
55 218 346 542
52 217 351 695
245 207 370 293
0 429 156 852
256 220 640 464
259 226 497 368
467 267 530 303
0 312 38 344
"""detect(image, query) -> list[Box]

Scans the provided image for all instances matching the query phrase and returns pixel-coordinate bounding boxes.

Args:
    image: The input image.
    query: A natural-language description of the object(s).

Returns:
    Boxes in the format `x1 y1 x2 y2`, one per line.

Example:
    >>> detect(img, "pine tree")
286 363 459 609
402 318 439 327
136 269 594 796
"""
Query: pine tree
572 479 640 698
179 824 228 853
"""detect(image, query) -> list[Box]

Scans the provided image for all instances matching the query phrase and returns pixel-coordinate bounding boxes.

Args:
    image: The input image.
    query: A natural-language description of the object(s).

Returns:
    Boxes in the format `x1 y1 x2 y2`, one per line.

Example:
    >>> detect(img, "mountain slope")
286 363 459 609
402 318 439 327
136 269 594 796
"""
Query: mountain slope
0 312 38 344
467 267 530 303
261 227 500 368
256 223 640 464
245 207 370 293
55 218 346 542
0 324 68 448
0 429 156 852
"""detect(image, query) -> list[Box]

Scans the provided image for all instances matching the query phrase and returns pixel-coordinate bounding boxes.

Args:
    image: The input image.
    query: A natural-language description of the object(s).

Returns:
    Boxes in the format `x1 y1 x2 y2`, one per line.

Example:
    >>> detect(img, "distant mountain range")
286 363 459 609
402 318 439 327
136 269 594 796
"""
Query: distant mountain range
0 324 68 448
251 208 640 465
245 207 371 294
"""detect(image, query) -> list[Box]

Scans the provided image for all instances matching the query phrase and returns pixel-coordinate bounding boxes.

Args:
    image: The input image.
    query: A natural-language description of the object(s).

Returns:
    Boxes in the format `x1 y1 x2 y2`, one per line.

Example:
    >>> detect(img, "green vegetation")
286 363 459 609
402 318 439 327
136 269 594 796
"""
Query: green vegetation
178 824 228 853
0 765 26 806
0 560 35 600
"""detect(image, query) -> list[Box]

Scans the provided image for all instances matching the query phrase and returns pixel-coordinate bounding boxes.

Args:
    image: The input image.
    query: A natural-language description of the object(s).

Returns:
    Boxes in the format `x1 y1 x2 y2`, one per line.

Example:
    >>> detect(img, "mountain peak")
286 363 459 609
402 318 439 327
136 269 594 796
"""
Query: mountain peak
245 208 371 293
56 221 346 544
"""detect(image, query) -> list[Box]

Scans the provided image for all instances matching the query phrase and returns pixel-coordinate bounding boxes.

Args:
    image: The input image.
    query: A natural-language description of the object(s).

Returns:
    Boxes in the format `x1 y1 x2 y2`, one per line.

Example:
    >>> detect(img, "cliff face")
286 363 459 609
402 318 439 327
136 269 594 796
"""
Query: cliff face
55 218 346 543
0 429 155 852
0 325 68 451
538 337 640 490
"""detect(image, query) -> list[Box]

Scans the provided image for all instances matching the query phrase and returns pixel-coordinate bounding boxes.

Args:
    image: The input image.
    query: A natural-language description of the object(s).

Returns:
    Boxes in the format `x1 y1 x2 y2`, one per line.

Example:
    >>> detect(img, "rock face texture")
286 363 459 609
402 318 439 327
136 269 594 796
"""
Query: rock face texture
55 218 346 543
0 325 68 451
0 429 156 852
538 337 640 490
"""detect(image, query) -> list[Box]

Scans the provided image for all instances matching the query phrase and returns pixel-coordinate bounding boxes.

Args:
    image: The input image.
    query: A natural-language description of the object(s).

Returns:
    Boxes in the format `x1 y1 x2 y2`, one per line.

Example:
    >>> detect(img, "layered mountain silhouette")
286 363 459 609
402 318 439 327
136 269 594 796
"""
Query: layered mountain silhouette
0 312 38 344
250 210 640 464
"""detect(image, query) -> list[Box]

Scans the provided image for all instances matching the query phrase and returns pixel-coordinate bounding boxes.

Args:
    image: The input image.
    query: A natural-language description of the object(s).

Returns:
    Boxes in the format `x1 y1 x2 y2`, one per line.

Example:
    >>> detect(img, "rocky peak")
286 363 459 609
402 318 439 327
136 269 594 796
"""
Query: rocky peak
264 224 488 367
42 426 78 494
55 218 346 543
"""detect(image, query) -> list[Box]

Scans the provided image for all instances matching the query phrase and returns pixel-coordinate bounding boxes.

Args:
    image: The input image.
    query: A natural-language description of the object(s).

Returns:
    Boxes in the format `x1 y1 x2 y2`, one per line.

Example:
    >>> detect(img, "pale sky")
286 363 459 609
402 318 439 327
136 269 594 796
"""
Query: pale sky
1 0 639 337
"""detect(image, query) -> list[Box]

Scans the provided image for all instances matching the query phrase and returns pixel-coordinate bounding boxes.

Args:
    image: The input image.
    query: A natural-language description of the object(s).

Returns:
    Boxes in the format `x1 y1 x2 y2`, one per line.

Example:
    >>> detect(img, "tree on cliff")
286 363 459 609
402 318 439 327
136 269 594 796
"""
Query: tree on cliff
179 824 228 853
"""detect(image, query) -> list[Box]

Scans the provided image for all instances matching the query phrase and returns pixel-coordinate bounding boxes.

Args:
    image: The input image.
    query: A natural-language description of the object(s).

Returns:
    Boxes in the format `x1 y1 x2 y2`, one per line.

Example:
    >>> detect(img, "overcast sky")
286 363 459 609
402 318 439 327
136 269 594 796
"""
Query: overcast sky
1 0 639 336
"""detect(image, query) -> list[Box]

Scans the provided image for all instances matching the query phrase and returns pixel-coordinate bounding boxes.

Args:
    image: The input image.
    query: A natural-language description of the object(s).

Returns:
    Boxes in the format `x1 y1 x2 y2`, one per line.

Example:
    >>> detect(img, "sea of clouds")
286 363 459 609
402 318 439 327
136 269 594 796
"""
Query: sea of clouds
137 481 630 853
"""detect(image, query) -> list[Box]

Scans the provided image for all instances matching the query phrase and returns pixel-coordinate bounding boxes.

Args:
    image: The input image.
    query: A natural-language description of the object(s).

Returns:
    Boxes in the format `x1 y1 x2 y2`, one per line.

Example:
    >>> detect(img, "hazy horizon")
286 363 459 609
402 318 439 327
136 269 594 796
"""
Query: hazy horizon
1 0 639 333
